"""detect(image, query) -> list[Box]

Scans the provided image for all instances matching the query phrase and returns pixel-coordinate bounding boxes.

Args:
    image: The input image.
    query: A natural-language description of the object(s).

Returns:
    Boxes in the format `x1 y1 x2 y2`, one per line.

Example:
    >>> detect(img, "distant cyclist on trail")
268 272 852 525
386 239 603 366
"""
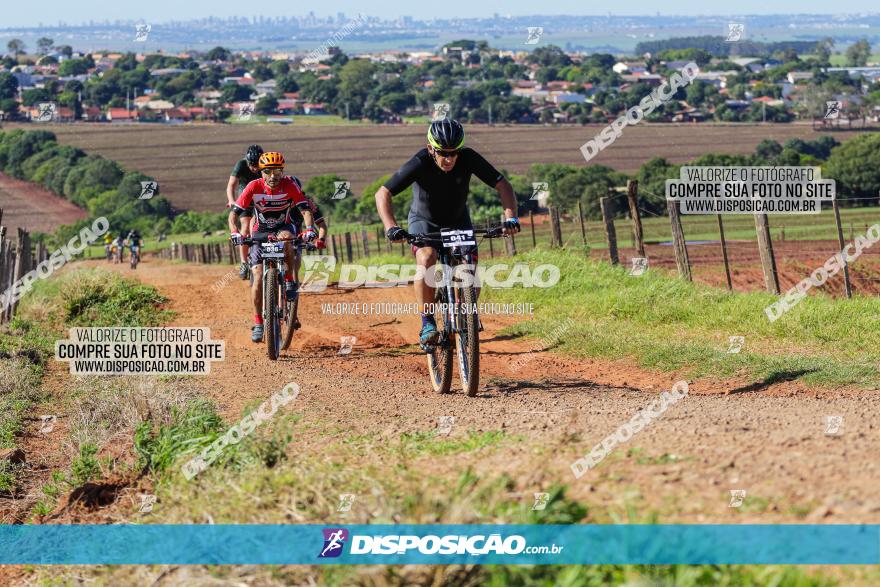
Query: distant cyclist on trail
228 151 317 343
103 232 113 261
227 145 264 280
126 229 142 263
374 118 520 349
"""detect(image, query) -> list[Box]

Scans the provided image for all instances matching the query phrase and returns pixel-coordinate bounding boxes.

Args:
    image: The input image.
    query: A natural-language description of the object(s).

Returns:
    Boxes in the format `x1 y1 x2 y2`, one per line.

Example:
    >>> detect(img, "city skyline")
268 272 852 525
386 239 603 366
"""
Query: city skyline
4 3 880 28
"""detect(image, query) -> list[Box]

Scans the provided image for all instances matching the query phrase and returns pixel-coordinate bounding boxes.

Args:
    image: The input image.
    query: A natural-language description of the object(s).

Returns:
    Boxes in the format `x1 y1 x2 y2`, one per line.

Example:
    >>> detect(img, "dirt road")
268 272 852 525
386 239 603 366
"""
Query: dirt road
50 257 878 524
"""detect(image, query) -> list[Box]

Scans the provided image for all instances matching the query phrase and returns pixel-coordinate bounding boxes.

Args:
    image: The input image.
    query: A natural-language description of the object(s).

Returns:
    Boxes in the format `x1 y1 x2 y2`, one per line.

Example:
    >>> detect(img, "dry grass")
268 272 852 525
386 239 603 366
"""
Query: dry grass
65 376 199 456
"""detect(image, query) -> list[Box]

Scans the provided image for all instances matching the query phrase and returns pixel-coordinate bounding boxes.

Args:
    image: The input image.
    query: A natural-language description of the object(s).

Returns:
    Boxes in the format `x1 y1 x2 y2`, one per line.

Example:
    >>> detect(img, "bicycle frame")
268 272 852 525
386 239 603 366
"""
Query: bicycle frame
435 247 475 342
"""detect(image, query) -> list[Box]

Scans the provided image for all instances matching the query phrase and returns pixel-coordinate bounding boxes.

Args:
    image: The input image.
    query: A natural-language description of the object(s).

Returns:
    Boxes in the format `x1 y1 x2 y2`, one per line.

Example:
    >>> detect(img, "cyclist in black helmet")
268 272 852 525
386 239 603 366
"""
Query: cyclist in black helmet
374 118 520 349
227 144 264 279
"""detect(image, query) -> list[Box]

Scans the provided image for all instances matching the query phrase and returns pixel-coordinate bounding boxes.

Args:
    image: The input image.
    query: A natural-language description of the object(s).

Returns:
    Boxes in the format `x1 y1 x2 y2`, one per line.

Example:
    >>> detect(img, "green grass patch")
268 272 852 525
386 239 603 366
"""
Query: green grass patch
134 399 226 474
627 448 692 466
69 444 101 486
134 397 296 478
477 248 880 388
0 267 170 494
483 564 838 586
399 429 515 456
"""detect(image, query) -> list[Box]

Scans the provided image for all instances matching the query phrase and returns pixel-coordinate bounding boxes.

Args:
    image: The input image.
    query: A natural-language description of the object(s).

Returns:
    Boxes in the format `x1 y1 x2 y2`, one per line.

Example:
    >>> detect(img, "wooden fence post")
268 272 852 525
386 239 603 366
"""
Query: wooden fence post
501 214 517 256
9 229 30 319
577 201 587 250
361 228 370 258
753 213 780 294
344 232 353 263
667 199 691 281
832 200 853 298
717 215 733 291
599 197 619 265
549 207 563 248
0 226 6 323
486 220 494 258
3 240 12 323
626 180 645 258
529 211 537 248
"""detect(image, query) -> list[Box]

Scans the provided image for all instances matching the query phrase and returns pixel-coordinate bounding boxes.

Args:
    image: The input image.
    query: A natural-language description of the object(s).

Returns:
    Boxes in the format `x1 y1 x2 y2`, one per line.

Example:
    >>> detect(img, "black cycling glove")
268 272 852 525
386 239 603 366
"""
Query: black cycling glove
386 226 407 241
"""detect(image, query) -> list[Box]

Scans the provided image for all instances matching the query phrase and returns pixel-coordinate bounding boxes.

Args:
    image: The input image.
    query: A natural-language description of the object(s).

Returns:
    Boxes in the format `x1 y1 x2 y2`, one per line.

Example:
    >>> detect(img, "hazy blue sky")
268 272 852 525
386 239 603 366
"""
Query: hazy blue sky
4 1 879 27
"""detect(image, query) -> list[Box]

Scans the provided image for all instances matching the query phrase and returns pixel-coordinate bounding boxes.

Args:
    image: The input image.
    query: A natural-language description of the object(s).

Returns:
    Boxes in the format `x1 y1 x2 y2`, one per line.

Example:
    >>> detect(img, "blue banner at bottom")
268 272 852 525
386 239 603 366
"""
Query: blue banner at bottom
1 524 877 565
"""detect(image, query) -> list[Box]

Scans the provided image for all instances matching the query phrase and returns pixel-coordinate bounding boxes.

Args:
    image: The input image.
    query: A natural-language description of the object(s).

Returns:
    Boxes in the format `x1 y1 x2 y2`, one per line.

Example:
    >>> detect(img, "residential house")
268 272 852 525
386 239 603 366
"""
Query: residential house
276 99 299 113
786 71 814 84
82 106 103 121
551 92 586 104
255 79 277 95
671 108 706 122
545 81 575 92
825 67 880 85
302 103 328 114
613 61 647 74
145 99 175 112
663 60 692 71
151 68 188 77
620 73 663 86
107 108 139 122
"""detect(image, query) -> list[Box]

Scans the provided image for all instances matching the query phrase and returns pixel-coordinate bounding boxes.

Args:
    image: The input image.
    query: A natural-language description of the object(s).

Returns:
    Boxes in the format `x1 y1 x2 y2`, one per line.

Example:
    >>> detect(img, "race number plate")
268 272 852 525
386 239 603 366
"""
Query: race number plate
440 229 476 247
260 242 286 258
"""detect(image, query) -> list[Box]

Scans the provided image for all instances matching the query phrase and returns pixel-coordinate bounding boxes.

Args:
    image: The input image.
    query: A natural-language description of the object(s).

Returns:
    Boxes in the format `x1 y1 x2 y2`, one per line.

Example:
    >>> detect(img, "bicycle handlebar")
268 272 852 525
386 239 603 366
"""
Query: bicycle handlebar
403 225 506 245
239 232 304 246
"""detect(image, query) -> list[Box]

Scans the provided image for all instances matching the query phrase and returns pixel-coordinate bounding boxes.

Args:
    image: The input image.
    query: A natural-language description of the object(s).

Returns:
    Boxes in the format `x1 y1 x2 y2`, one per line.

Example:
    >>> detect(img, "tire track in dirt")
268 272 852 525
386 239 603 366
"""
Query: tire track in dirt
49 258 880 523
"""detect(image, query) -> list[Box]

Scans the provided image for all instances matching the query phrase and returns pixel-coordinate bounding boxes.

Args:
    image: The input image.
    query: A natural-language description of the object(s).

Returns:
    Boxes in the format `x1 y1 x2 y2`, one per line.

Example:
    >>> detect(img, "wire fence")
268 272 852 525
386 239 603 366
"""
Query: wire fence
109 186 880 300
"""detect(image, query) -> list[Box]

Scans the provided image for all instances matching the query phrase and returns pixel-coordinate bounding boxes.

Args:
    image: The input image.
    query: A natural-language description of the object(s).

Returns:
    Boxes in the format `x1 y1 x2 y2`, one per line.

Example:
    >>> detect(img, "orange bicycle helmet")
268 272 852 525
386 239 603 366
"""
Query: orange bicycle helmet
258 151 285 169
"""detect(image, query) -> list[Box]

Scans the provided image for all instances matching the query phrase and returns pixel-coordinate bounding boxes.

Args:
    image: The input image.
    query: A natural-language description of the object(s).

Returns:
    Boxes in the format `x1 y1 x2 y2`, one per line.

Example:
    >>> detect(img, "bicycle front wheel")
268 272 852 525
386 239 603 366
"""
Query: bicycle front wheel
426 286 453 394
264 267 280 360
456 283 480 396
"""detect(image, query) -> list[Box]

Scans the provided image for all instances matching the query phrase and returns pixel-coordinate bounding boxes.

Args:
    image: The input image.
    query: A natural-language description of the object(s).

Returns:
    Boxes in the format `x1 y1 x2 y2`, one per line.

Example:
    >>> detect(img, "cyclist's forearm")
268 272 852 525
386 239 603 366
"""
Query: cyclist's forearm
375 187 397 229
228 210 241 233
302 211 314 228
226 177 238 203
496 178 517 218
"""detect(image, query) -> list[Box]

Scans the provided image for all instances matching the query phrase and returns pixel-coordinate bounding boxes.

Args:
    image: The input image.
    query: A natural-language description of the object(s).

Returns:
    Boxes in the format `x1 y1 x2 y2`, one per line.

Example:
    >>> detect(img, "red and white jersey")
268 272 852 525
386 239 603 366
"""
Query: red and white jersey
234 175 309 231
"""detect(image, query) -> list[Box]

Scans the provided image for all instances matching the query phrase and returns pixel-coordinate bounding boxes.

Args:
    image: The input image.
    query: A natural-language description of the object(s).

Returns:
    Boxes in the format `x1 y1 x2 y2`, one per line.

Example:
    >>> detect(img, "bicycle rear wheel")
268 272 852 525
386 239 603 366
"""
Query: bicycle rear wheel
455 283 480 396
426 286 453 394
264 267 280 360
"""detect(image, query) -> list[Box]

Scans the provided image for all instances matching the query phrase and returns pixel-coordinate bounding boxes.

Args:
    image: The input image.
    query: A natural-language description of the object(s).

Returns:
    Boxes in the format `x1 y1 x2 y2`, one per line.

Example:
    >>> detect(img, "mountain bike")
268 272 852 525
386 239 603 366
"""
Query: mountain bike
129 246 140 270
405 226 505 396
241 233 302 360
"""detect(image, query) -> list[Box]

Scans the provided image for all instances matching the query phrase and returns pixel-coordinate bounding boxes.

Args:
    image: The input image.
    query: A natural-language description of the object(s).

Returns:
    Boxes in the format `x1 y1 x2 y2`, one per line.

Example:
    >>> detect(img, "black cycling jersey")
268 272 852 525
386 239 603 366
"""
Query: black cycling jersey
231 158 261 194
383 147 503 228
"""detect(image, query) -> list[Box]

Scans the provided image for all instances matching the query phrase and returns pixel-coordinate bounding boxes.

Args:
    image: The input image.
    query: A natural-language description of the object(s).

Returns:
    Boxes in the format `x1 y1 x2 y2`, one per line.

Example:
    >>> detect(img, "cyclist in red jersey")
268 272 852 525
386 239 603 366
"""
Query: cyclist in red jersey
228 151 317 343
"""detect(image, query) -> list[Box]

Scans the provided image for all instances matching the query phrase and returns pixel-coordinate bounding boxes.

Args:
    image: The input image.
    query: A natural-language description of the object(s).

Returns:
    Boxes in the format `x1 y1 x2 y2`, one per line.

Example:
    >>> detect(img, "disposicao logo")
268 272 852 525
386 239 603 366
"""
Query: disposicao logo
318 528 349 558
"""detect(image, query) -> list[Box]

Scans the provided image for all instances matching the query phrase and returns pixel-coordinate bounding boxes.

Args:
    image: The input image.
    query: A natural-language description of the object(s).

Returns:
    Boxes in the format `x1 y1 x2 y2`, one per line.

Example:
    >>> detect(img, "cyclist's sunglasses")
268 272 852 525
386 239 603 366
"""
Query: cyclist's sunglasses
261 167 284 174
432 147 461 158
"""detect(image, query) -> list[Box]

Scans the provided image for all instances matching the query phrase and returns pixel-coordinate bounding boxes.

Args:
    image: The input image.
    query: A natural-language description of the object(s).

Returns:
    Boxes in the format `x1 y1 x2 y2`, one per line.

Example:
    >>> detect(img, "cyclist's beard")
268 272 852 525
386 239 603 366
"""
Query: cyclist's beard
265 175 281 189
